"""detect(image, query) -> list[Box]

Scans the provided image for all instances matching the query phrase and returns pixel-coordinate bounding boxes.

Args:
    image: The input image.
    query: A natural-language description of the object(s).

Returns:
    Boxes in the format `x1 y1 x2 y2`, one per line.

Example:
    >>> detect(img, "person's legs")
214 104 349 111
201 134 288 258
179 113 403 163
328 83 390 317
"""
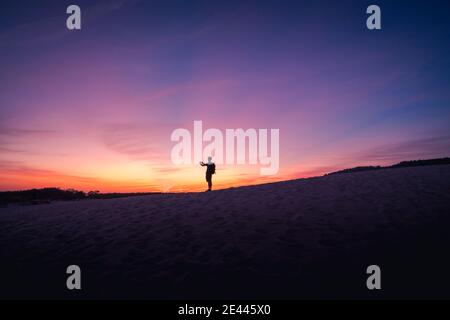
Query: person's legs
206 173 212 191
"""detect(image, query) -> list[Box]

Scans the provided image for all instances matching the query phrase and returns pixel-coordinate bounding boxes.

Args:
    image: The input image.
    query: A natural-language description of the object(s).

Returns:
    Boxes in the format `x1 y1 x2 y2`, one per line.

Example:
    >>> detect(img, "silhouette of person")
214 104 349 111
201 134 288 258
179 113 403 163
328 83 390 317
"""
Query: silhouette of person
200 156 215 192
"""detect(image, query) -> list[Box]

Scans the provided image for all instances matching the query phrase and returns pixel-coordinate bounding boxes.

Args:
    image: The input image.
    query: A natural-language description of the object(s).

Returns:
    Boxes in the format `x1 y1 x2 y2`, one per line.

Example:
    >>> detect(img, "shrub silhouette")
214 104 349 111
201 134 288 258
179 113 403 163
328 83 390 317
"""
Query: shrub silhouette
327 157 450 175
0 187 160 206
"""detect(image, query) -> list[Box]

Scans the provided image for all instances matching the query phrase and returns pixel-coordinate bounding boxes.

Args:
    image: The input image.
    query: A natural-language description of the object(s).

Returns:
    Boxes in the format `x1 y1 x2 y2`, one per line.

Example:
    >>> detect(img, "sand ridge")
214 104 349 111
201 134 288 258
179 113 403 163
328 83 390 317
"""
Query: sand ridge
1 165 450 298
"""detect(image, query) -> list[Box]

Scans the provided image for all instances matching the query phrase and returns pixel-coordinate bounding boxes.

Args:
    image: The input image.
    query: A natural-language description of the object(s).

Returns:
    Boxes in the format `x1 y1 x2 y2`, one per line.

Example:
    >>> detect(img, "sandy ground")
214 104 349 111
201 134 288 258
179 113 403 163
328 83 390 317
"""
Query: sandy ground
1 165 450 299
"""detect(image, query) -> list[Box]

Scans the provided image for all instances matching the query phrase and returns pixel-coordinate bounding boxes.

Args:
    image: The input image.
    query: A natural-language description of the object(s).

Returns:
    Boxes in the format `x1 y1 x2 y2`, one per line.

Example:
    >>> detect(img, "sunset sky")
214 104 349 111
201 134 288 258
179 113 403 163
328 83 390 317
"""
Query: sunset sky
1 0 450 192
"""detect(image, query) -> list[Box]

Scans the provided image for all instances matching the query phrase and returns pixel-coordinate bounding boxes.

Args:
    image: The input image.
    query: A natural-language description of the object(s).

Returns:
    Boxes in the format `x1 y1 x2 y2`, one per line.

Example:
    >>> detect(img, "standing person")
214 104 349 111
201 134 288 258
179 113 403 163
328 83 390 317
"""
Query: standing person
200 156 215 192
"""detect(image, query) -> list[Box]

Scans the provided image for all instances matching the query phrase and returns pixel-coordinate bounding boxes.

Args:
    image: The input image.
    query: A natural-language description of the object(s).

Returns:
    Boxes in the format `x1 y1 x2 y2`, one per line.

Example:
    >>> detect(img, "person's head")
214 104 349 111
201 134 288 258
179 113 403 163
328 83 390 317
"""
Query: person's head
207 156 212 163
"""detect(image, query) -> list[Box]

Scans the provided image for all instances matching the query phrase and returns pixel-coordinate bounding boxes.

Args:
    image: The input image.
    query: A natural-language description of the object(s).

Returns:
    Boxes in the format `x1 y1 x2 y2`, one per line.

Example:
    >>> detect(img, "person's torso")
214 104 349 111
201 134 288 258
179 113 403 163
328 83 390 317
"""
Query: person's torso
206 163 215 174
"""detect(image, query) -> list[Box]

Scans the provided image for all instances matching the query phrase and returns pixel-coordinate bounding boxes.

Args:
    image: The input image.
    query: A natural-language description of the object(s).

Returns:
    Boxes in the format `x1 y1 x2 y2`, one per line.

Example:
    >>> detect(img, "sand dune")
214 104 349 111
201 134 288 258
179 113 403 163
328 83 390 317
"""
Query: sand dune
1 165 450 299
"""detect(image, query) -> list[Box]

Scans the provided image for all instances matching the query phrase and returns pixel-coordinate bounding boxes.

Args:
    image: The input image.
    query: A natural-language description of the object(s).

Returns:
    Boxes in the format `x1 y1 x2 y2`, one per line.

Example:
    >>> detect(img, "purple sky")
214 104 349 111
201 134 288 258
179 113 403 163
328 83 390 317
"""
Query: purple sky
1 0 449 191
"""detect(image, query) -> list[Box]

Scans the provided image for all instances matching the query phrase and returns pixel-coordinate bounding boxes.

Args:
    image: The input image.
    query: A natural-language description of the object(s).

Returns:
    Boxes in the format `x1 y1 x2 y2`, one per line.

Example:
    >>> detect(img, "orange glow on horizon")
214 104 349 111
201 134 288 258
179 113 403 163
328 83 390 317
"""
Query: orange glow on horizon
0 160 333 193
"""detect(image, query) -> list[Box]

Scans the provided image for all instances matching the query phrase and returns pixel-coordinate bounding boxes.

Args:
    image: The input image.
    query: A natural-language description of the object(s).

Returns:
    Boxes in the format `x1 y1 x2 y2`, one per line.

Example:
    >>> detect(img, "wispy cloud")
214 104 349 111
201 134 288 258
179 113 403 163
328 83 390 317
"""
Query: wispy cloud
101 123 166 161
0 0 140 48
0 128 56 137
0 127 62 156
0 161 97 183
